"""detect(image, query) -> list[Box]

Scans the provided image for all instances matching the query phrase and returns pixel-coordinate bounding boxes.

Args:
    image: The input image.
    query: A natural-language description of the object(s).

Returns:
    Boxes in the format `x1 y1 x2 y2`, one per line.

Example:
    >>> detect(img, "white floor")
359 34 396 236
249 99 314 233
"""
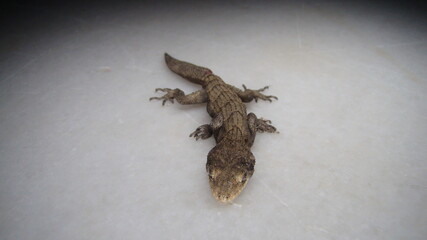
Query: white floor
1 1 426 239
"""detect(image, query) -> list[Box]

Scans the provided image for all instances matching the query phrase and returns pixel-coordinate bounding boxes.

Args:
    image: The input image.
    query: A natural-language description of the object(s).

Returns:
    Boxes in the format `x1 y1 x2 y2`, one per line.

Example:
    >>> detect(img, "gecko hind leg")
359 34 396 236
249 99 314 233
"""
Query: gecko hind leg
150 88 207 106
241 84 278 102
227 84 278 103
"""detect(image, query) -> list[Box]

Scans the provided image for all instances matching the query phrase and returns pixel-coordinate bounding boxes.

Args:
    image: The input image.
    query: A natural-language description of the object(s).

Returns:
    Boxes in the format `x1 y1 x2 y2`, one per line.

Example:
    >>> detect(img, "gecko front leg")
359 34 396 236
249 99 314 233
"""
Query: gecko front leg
245 112 277 147
150 88 207 105
248 112 277 133
189 115 223 140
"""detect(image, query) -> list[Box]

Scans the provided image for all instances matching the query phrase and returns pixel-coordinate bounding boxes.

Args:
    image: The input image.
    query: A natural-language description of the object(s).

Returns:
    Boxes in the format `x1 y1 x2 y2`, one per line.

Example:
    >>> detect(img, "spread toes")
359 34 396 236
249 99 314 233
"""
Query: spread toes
189 124 212 140
256 118 278 133
242 84 278 102
149 88 176 105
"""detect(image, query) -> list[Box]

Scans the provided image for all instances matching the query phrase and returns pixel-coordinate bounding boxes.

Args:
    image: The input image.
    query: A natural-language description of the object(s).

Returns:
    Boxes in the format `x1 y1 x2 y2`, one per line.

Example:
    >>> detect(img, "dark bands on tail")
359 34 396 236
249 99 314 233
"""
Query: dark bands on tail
164 53 212 85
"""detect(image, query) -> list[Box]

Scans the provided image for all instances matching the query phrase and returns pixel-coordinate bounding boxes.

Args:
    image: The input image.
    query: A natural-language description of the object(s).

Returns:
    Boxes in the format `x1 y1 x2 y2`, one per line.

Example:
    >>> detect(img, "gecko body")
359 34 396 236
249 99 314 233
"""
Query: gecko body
150 53 277 203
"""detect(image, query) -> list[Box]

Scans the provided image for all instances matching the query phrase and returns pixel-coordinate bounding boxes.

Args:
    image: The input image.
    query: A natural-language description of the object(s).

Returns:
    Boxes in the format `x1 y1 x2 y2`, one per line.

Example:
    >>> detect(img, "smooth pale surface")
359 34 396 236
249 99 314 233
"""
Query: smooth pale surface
1 1 426 239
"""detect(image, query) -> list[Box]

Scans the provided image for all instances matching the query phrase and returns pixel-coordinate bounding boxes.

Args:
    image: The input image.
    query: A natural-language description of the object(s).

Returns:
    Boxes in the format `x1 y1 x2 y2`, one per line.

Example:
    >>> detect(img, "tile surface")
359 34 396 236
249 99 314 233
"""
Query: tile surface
1 1 426 239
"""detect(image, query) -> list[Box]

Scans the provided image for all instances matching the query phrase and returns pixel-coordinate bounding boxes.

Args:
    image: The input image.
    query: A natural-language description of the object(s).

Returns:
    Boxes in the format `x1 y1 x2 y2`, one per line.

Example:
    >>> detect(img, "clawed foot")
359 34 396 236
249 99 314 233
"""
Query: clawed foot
256 118 278 133
189 124 212 140
242 84 278 102
149 88 178 106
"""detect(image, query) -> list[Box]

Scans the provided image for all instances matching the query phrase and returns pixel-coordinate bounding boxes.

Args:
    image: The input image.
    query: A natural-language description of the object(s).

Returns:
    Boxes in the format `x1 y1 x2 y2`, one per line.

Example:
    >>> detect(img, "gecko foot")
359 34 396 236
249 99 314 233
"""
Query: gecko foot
256 118 278 133
149 88 180 106
189 124 212 140
242 84 278 102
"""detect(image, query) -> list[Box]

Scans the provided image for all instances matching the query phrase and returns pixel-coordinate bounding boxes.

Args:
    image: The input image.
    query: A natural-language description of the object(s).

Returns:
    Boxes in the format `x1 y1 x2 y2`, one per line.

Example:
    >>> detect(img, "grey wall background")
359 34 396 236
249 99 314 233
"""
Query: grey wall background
1 1 426 239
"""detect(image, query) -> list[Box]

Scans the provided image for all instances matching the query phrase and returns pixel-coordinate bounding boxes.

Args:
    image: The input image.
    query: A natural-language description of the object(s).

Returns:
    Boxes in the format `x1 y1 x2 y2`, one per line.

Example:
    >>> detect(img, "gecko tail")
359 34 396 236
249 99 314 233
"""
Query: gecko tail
164 53 212 85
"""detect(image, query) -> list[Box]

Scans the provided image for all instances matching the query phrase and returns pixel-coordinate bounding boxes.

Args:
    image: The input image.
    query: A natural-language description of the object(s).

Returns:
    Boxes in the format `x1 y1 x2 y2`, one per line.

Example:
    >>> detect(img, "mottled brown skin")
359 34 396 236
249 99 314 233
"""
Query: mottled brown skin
150 53 277 203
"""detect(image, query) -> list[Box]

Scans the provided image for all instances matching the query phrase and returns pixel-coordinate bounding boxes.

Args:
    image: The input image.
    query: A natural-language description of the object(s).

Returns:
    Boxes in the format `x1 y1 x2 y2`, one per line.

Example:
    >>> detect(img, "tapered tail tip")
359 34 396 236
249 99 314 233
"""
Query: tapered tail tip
164 52 173 64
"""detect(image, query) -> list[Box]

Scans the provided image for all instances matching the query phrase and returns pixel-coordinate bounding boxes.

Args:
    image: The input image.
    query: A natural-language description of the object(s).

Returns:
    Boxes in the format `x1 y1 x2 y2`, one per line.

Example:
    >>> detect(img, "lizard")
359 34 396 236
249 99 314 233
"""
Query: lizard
150 53 278 203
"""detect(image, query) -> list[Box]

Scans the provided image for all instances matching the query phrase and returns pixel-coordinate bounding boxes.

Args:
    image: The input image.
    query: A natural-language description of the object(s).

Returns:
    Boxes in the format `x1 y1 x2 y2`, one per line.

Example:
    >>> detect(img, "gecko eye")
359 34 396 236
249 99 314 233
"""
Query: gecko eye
208 169 219 179
241 162 253 171
236 173 248 183
242 173 248 182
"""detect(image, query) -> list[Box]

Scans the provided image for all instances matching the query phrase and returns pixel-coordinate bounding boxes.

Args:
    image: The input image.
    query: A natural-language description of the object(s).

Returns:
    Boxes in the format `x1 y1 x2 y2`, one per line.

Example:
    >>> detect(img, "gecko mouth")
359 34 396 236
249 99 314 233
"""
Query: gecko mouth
209 179 249 203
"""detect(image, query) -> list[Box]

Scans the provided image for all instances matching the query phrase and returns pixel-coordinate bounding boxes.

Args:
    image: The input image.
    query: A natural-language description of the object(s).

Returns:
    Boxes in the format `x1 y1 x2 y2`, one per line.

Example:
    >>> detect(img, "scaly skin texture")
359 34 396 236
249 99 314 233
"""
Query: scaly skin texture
150 53 278 203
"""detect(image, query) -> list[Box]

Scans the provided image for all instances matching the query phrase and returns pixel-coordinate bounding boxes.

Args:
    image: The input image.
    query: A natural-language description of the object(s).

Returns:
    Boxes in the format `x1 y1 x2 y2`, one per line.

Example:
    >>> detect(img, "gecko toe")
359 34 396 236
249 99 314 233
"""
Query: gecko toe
258 86 269 92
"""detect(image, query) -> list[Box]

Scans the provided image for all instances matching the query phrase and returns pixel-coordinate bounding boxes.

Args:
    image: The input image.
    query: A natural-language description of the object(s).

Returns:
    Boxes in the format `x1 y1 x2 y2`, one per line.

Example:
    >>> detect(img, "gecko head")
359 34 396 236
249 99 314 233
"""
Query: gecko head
206 143 255 203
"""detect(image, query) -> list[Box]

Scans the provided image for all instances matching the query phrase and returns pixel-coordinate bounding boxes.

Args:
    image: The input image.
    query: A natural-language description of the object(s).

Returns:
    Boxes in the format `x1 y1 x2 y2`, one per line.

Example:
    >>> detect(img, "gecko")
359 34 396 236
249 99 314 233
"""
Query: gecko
150 53 278 203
